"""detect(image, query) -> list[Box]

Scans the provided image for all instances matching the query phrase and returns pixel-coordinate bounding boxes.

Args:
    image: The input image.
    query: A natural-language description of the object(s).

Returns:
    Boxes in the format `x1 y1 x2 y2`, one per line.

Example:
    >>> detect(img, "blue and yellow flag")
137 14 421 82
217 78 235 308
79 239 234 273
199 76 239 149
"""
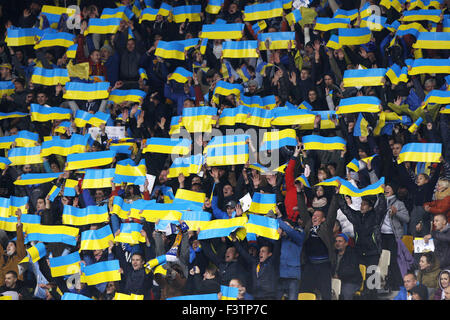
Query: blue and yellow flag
31 67 70 86
14 172 61 186
109 89 146 104
63 81 110 100
397 142 442 163
314 17 350 31
101 6 134 20
343 68 386 87
0 111 28 121
24 224 79 246
339 177 385 197
61 293 93 300
85 18 122 35
386 63 409 84
326 34 342 50
242 94 277 109
139 8 159 22
168 67 193 83
19 243 46 264
243 1 283 21
0 196 28 217
167 293 218 300
168 154 204 178
181 106 217 133
114 222 146 244
213 81 243 97
113 293 144 300
256 61 274 76
360 16 387 31
112 196 139 219
245 214 279 240
200 23 244 39
172 5 201 23
249 192 276 214
8 146 42 166
0 157 11 170
130 200 181 222
236 65 252 82
222 40 259 58
220 285 239 300
6 27 38 46
49 251 81 277
15 130 39 147
338 27 371 46
41 134 89 157
413 32 450 49
401 9 442 23
218 106 250 126
408 117 423 133
34 32 75 49
173 188 206 208
333 8 358 20
82 168 115 189
113 159 146 185
74 109 110 128
66 43 78 59
354 113 370 137
260 129 297 151
0 136 17 149
155 40 185 60
30 104 72 122
40 5 76 29
65 150 116 171
197 216 247 240
81 260 121 285
396 22 426 38
145 255 167 270
258 32 295 50
295 174 311 188
252 20 267 33
423 90 450 106
409 58 450 75
302 135 346 150
63 179 78 197
142 137 191 155
336 96 381 114
205 134 249 166
206 0 224 14
47 185 61 202
62 204 109 226
246 107 274 128
271 107 316 126
80 225 114 251
0 81 15 96
286 9 302 26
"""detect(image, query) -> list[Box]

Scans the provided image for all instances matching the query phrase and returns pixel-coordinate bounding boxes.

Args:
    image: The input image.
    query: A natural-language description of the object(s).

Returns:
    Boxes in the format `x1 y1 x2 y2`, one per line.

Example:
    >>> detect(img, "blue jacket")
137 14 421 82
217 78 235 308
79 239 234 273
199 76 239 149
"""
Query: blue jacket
278 219 305 280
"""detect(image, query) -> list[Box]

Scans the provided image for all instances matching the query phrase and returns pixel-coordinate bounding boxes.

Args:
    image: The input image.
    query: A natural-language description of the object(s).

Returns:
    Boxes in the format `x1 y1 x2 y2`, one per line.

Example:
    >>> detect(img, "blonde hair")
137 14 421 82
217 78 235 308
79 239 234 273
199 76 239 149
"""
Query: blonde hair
438 179 449 190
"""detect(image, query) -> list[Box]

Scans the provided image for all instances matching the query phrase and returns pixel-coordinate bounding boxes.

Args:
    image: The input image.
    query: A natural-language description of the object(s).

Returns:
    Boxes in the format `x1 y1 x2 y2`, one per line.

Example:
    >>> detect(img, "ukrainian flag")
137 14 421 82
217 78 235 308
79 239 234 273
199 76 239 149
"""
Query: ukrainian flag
80 225 114 251
130 201 182 222
249 192 276 214
0 111 28 120
245 214 279 240
109 89 146 104
81 260 121 285
314 17 350 31
180 211 212 231
302 135 346 150
139 7 159 22
173 188 206 208
222 40 259 58
347 158 361 172
236 65 252 82
82 168 115 189
8 146 42 166
85 18 122 35
19 243 46 264
338 27 371 46
63 179 78 197
145 255 167 270
100 6 134 20
243 1 283 21
0 135 16 149
40 5 76 29
339 177 385 197
440 105 450 114
408 117 423 133
172 5 201 23
246 107 274 128
168 67 193 83
113 159 146 185
409 59 450 75
205 134 249 166
143 137 191 155
353 113 370 137
286 9 302 26
34 32 75 49
24 224 79 246
200 23 244 39
206 0 224 14
336 96 381 114
30 104 72 122
49 251 81 277
213 81 243 97
5 27 38 46
158 2 173 16
109 141 137 155
41 134 89 157
155 40 185 60
15 130 39 148
333 8 358 20
386 63 409 84
161 186 175 204
66 43 78 59
423 90 450 106
0 196 27 217
401 9 442 23
61 293 92 300
316 176 343 187
397 142 442 163
326 34 342 50
63 81 110 100
0 81 15 96
360 16 388 31
167 154 204 178
112 196 139 219
258 32 295 50
74 110 110 128
220 285 239 300
47 185 61 202
252 20 267 33
62 204 109 226
396 22 427 37
271 108 315 126
0 157 11 170
114 223 146 244
197 216 247 240
256 61 274 75
343 68 386 87
413 32 450 49
181 106 217 133
260 129 297 151
113 293 144 300
167 293 219 300
139 68 148 81
65 150 116 171
295 174 311 188
14 172 61 186
218 106 249 126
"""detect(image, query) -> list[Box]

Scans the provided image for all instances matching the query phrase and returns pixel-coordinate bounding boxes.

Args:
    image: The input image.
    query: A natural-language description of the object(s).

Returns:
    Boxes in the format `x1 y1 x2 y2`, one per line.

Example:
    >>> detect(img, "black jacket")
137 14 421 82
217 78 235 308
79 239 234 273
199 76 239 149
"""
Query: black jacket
192 274 220 294
333 246 363 285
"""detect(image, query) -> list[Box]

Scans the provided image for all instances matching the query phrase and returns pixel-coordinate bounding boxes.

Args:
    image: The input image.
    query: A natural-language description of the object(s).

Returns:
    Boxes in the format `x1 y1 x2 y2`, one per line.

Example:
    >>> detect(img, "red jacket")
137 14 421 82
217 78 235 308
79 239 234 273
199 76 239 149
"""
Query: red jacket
285 157 299 222
424 195 450 222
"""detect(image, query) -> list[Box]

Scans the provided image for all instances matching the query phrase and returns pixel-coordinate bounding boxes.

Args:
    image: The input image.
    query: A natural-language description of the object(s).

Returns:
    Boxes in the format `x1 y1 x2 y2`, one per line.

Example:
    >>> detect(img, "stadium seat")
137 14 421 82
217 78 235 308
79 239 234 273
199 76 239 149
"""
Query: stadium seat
298 293 316 300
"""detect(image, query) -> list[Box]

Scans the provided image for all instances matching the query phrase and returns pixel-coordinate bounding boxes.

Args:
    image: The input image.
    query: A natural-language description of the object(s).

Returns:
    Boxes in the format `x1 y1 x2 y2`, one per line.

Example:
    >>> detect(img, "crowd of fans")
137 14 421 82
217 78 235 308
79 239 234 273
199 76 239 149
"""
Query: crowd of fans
0 0 449 301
